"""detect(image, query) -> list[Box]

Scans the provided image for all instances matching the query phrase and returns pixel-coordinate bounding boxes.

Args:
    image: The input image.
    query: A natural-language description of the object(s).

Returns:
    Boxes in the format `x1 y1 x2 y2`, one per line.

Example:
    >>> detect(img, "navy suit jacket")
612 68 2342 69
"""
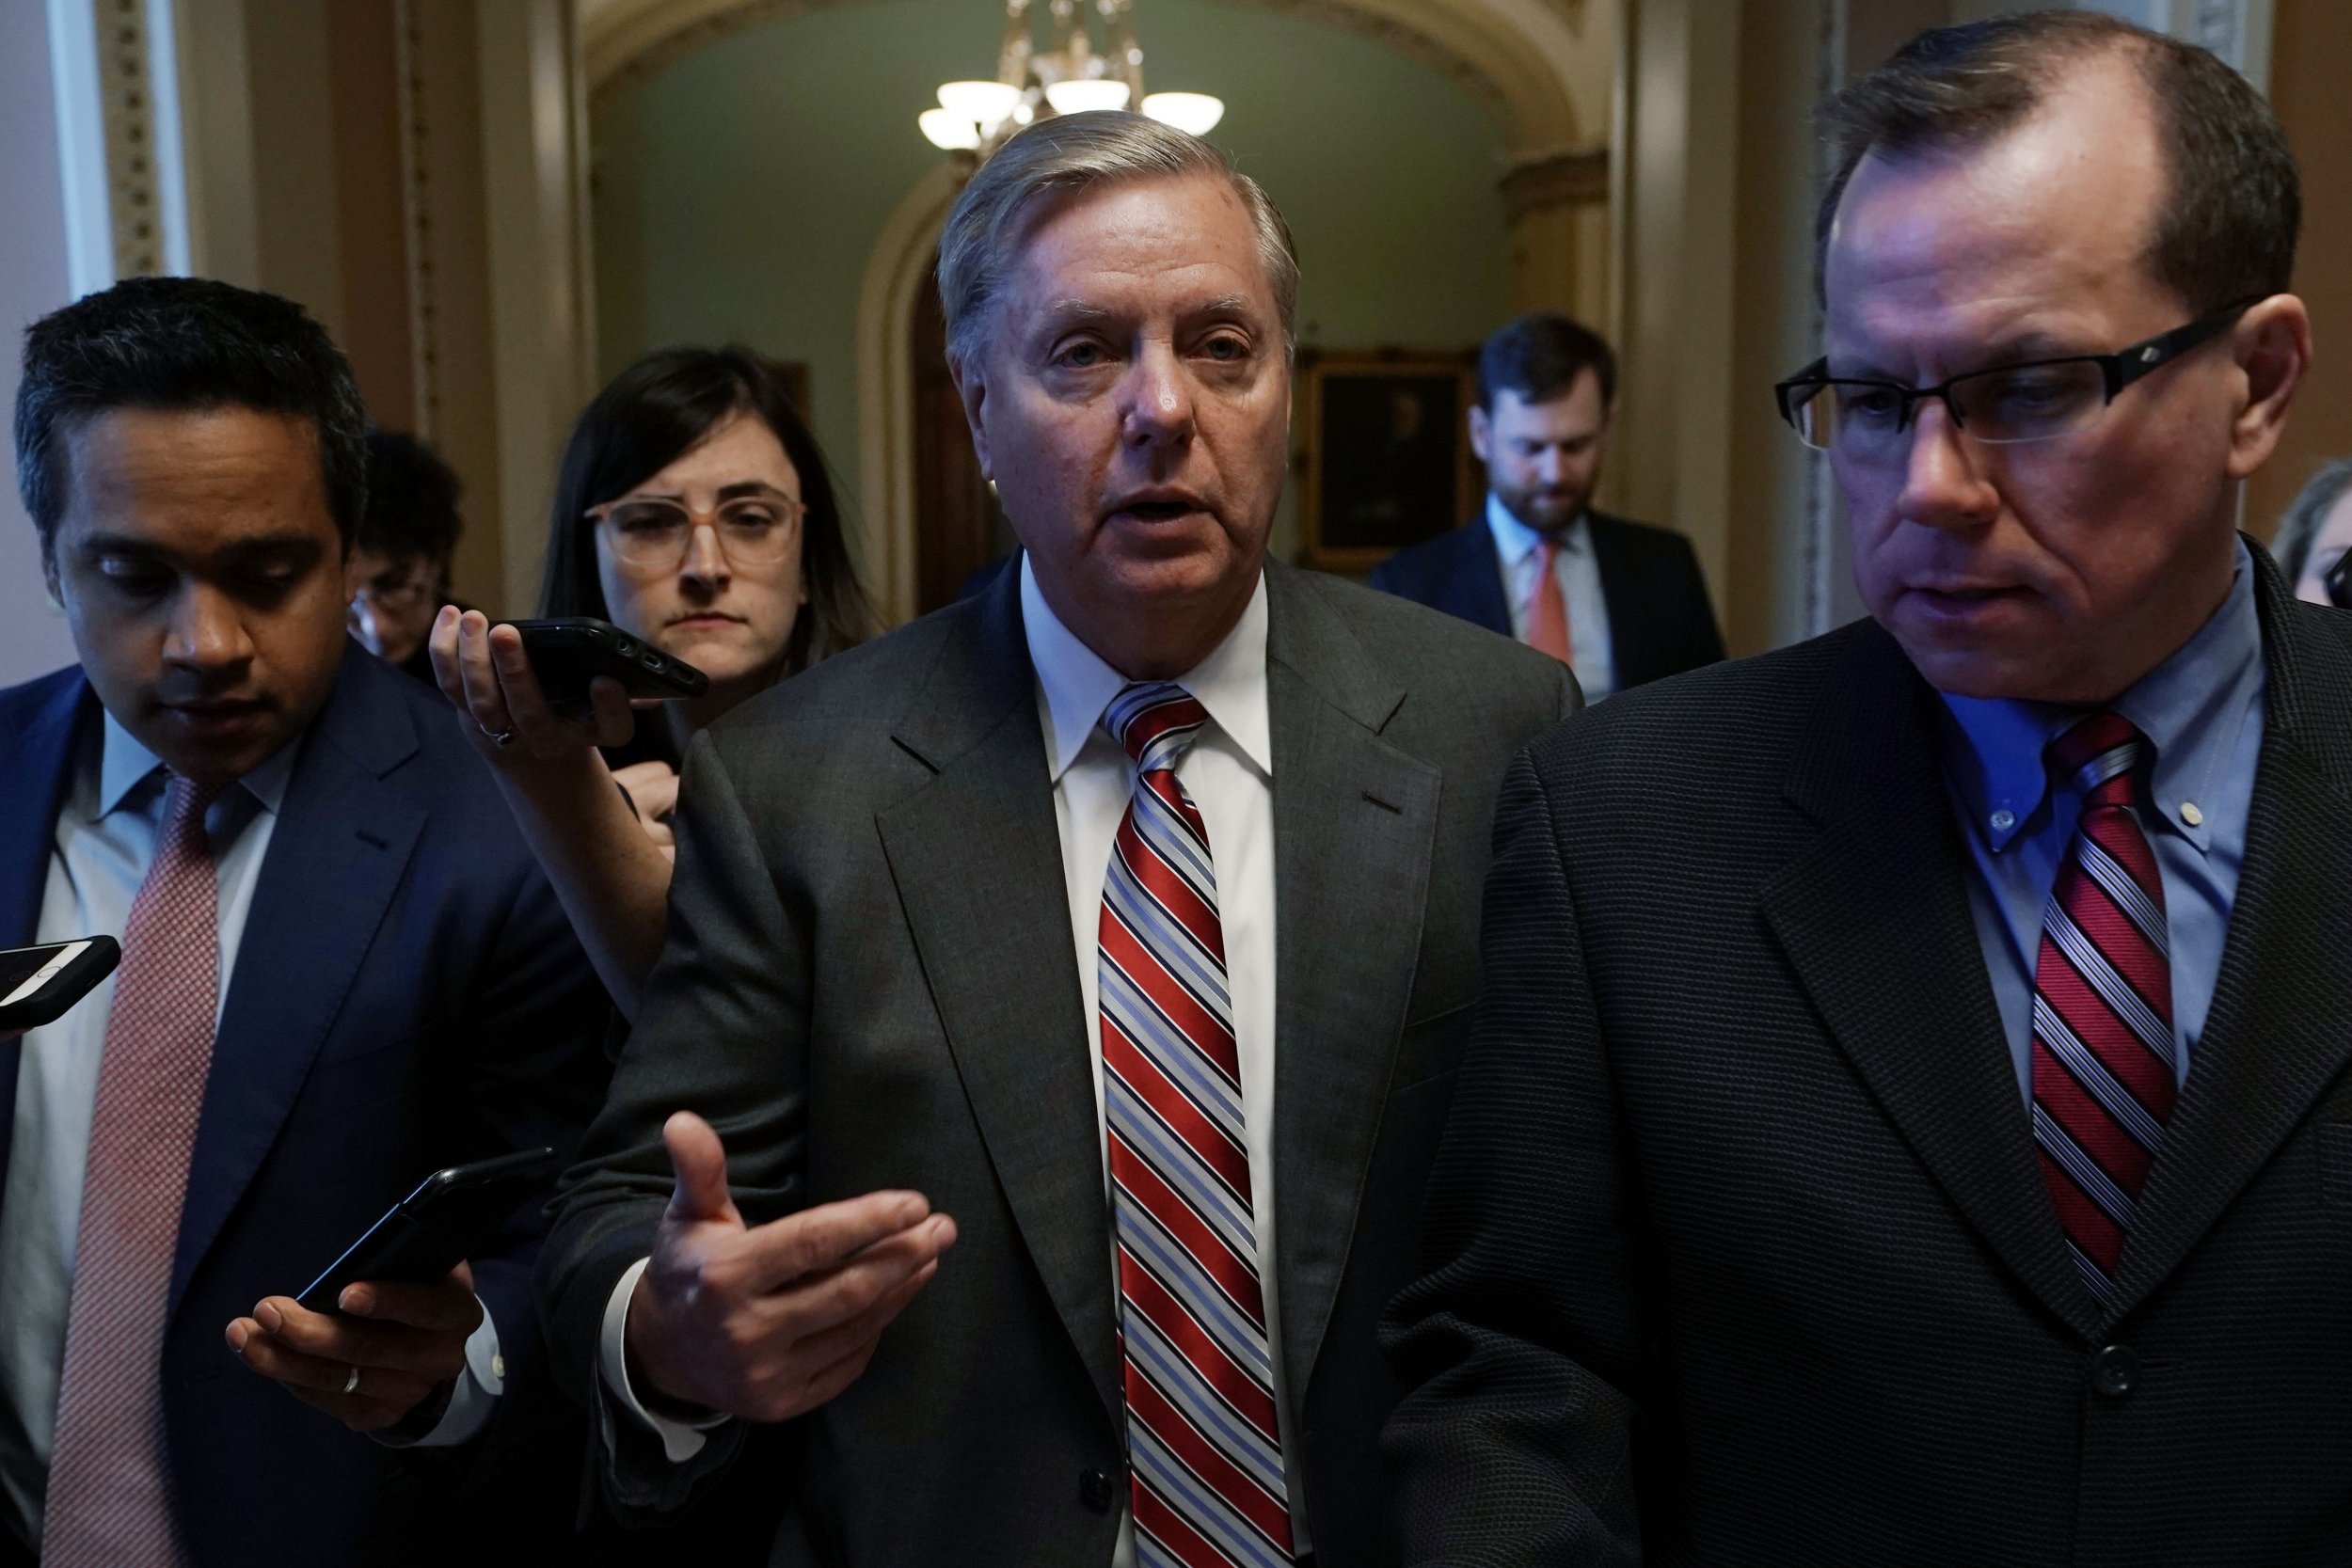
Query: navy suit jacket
1367 510 1725 690
0 645 612 1566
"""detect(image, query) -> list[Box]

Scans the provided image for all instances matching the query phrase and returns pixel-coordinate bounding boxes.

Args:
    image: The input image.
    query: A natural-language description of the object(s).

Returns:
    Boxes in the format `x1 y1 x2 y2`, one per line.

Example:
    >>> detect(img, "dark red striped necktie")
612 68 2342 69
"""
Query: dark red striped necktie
1098 682 1296 1568
2029 712 2174 1309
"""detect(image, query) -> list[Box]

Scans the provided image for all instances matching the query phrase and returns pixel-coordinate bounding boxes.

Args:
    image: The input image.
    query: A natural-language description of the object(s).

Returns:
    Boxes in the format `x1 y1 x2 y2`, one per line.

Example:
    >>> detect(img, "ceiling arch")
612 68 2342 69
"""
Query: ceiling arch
576 0 1608 158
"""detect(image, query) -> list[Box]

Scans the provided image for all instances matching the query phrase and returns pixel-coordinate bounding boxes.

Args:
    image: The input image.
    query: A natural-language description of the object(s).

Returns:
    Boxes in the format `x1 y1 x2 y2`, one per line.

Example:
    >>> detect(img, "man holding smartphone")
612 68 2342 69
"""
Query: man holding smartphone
0 277 612 1565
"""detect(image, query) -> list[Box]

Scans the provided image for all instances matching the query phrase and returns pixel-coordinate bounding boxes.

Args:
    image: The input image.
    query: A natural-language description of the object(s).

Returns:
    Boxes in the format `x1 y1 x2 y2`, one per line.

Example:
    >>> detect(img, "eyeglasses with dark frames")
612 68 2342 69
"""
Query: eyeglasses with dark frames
1772 298 2260 457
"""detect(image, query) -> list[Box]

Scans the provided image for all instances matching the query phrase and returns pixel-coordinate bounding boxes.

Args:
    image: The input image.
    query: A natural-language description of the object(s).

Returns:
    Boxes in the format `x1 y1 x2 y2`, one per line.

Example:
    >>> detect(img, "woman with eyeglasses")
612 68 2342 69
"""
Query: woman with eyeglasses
2272 455 2352 609
430 346 874 1013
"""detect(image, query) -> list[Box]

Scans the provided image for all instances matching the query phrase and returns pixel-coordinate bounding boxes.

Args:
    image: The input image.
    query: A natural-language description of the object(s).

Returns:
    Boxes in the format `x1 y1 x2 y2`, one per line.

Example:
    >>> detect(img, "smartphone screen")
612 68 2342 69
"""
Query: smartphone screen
0 942 93 1008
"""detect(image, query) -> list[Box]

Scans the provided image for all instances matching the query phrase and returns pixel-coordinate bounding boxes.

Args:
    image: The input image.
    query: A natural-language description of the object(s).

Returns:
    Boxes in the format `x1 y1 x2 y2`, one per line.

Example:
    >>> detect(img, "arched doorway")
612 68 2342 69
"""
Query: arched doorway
586 0 1611 623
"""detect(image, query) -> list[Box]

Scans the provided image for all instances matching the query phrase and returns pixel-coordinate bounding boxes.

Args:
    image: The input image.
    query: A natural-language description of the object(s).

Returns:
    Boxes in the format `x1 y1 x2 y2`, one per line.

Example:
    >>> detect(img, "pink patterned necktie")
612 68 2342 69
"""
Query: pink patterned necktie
1098 683 1295 1568
2029 713 2175 1310
42 771 227 1568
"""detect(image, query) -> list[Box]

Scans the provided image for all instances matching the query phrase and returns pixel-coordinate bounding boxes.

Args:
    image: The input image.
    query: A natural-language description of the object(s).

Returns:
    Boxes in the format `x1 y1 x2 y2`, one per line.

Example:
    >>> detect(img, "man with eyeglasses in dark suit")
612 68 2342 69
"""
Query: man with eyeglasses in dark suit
1386 12 2352 1566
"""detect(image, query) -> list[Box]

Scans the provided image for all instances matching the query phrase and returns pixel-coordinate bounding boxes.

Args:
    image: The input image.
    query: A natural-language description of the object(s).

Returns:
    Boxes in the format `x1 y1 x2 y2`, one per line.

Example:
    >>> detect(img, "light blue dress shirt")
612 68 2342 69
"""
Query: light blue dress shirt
1936 543 2265 1099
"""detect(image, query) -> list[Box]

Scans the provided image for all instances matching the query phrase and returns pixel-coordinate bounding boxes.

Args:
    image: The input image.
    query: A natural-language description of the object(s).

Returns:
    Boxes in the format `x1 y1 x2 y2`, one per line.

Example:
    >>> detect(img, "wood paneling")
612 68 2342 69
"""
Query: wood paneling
2250 0 2352 537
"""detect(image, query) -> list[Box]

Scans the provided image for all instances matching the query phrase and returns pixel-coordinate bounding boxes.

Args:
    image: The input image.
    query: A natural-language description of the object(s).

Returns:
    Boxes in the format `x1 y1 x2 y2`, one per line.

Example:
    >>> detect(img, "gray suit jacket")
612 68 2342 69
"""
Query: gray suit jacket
538 559 1577 1566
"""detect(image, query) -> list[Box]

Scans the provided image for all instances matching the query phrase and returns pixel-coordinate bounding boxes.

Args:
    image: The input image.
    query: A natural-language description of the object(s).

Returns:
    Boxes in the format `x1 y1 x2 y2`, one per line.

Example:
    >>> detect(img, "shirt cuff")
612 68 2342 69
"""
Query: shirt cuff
377 1296 503 1449
599 1257 731 1464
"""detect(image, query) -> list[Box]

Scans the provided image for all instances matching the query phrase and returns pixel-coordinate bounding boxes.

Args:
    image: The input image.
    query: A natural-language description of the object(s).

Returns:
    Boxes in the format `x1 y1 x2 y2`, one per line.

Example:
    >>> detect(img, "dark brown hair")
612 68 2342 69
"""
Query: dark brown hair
540 345 874 677
18 276 368 559
1477 312 1617 412
1818 9 2298 313
359 428 462 569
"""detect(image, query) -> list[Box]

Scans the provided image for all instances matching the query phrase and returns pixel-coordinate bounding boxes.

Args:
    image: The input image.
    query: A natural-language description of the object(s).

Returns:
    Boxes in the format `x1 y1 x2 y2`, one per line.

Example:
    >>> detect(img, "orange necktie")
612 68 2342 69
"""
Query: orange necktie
1526 538 1573 665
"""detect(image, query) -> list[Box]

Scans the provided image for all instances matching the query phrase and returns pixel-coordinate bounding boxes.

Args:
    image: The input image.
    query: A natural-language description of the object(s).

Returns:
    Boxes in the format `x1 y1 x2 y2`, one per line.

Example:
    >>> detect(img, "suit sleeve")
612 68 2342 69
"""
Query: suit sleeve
427 807 616 1478
535 728 811 1514
1380 748 1646 1566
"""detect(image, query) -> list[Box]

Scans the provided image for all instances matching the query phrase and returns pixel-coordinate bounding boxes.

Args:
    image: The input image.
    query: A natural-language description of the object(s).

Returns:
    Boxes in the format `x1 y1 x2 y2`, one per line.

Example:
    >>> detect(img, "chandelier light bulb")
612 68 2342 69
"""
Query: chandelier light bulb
918 108 982 150
1140 91 1224 135
1043 79 1131 115
937 80 1024 127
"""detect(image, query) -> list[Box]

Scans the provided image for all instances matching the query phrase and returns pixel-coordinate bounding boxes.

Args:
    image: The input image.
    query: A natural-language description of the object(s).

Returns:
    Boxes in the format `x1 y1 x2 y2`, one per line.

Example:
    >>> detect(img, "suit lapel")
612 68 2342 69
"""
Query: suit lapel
873 573 1119 1421
1586 513 1647 689
1439 524 1515 639
1758 626 2104 1339
0 673 91 949
172 653 426 1311
0 673 96 1232
2107 556 2352 1317
1262 565 1442 1409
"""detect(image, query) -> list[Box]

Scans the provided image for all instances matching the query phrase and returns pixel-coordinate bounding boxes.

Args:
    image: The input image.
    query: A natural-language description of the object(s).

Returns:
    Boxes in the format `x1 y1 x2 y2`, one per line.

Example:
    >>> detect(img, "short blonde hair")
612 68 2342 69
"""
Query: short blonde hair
936 110 1300 366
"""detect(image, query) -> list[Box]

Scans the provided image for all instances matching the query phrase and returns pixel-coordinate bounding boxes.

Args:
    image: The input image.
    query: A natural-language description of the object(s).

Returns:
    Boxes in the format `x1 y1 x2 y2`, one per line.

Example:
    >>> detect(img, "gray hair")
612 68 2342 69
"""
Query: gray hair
936 110 1300 367
2272 455 2352 584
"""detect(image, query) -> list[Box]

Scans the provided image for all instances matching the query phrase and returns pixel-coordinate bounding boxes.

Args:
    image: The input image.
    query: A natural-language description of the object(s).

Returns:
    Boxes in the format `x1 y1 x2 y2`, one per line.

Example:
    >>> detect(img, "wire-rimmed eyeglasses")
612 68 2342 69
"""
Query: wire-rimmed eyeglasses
1773 298 2258 457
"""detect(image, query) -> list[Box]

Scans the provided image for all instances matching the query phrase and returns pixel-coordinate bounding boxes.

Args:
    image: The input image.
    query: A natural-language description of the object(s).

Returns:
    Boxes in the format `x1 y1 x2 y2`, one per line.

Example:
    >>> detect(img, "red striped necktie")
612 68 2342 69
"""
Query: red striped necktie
2029 712 2175 1309
1097 682 1296 1568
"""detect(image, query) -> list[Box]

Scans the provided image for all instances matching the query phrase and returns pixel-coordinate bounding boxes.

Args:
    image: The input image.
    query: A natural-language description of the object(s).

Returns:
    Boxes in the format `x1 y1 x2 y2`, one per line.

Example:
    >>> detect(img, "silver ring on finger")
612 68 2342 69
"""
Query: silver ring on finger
479 724 516 748
342 1365 361 1396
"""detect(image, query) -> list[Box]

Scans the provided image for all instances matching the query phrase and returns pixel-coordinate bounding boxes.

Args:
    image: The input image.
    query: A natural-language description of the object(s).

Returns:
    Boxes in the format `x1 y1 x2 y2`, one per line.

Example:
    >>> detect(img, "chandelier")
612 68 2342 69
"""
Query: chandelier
917 0 1225 154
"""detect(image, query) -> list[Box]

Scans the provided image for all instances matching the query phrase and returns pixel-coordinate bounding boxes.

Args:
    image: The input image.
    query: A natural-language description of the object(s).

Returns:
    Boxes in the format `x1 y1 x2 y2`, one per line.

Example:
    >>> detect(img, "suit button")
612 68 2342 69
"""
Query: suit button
2090 1343 2139 1398
1080 1467 1117 1513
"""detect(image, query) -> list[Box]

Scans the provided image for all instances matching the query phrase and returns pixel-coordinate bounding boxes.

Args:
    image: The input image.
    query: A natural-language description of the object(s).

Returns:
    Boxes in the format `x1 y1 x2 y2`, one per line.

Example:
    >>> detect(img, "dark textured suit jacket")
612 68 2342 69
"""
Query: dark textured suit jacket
1383 546 2352 1567
1367 511 1725 691
539 560 1579 1566
0 646 612 1567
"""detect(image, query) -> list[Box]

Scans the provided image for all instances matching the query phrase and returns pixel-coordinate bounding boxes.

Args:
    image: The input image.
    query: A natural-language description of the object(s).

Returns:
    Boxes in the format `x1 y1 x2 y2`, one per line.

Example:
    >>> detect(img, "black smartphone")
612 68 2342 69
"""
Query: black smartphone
503 617 710 706
295 1146 561 1313
0 938 121 1032
2326 547 2351 610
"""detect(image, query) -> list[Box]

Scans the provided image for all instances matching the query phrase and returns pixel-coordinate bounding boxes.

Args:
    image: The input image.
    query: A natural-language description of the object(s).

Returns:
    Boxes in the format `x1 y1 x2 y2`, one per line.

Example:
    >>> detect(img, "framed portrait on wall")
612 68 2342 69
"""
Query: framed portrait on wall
1296 351 1479 575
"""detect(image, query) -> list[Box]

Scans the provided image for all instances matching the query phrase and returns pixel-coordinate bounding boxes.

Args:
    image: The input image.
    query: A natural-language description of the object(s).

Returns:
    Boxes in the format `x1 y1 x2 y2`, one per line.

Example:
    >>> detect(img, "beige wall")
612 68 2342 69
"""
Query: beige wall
167 0 592 615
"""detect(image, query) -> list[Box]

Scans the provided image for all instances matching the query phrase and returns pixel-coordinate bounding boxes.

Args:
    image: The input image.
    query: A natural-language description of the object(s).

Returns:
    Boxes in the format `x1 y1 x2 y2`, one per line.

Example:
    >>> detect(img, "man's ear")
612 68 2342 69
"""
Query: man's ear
2225 293 2312 482
947 350 993 482
41 539 63 610
1467 404 1492 467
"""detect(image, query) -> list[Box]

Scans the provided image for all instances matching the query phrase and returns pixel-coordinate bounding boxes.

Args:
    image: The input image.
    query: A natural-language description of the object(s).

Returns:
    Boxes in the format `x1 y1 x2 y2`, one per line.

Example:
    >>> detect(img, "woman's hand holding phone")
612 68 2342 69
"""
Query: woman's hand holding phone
429 606 634 772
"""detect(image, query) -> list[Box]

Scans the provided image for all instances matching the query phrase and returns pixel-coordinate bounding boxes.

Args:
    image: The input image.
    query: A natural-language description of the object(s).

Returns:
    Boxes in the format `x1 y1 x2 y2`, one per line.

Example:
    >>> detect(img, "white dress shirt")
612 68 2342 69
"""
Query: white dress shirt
600 558 1310 1560
1486 493 1616 701
0 711 498 1544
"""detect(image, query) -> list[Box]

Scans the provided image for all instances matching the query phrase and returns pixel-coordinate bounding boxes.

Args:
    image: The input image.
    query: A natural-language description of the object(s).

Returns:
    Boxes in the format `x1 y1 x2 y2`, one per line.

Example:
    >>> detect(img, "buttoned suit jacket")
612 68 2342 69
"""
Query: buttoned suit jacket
1383 545 2352 1567
0 646 612 1567
1366 512 1725 691
538 560 1580 1566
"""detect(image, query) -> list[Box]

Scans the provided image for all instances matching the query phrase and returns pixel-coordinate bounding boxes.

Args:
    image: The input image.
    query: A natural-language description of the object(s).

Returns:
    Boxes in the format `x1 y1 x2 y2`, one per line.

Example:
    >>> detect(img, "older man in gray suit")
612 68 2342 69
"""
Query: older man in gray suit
537 110 1575 1568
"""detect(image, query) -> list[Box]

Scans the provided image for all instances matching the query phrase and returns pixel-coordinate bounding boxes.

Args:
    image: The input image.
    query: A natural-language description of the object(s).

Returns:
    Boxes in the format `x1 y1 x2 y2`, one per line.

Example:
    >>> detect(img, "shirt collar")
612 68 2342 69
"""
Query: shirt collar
1938 539 2263 854
97 707 303 818
1018 553 1274 784
1485 492 1589 568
